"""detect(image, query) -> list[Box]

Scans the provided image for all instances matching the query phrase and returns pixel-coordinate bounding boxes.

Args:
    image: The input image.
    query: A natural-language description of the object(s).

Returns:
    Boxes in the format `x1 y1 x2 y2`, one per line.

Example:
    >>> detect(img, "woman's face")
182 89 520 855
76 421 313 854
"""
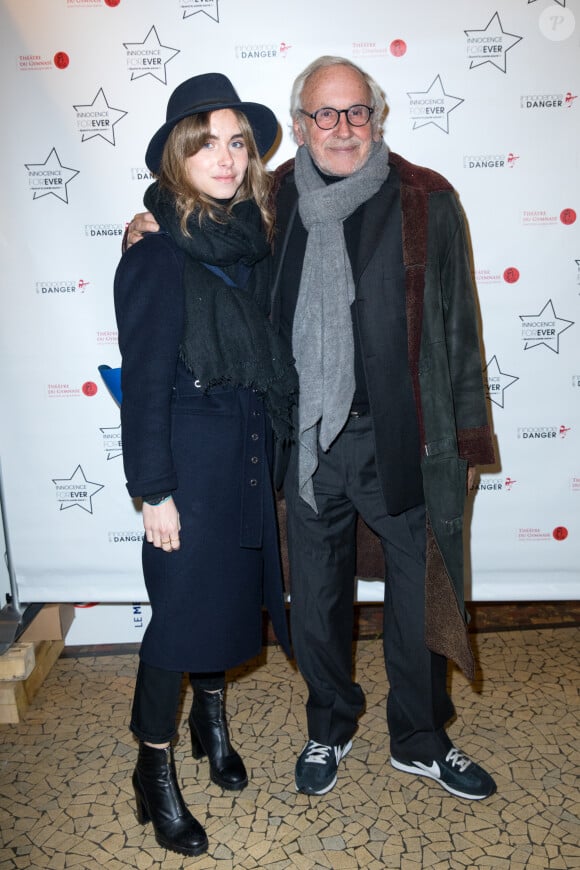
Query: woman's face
185 108 249 199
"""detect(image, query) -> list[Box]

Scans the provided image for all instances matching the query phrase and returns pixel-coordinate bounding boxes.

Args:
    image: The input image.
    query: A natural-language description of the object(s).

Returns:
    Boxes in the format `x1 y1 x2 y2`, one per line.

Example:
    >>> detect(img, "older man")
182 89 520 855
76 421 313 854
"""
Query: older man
270 56 496 799
127 55 496 802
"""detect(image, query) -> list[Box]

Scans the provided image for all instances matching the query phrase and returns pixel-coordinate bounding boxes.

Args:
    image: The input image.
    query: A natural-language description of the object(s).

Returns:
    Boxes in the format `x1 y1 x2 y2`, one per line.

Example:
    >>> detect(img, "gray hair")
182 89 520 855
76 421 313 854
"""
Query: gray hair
290 55 387 141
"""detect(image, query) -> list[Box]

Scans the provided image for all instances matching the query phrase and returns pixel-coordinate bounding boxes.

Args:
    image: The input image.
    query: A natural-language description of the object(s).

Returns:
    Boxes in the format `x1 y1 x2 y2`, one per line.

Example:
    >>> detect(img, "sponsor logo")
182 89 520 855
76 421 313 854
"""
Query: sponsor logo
520 92 577 110
522 209 559 225
463 153 520 169
407 75 464 133
52 464 104 513
573 375 580 387
571 476 580 492
84 223 124 238
132 603 146 630
234 42 292 60
73 88 127 145
96 330 118 345
54 52 70 70
390 39 407 57
560 208 576 225
130 167 155 182
36 279 90 295
517 425 572 440
181 0 219 21
473 475 517 492
475 269 502 284
25 148 79 203
503 267 520 283
82 382 98 397
18 52 69 70
483 355 519 407
576 260 580 284
107 531 145 543
519 300 574 353
123 25 179 84
553 526 568 541
351 41 389 58
100 425 122 460
465 12 523 72
47 383 82 398
517 527 552 542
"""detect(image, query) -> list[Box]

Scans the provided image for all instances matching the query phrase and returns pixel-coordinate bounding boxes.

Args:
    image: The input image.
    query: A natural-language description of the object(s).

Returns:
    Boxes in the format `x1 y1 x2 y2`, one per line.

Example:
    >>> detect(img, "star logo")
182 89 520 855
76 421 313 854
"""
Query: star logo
73 88 127 145
100 424 122 460
520 299 574 353
25 148 79 204
52 465 104 514
407 75 464 133
181 0 219 21
124 25 179 84
483 355 519 408
465 13 523 73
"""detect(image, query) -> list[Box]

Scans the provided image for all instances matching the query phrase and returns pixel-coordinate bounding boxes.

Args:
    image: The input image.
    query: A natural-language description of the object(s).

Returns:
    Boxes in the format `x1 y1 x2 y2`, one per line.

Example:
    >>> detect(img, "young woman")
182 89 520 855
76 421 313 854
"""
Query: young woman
114 73 296 858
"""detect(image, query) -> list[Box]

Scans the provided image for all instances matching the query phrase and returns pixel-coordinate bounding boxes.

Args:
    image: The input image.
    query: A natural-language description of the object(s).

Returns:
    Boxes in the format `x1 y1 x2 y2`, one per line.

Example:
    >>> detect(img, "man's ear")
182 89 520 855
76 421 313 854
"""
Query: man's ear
292 118 305 146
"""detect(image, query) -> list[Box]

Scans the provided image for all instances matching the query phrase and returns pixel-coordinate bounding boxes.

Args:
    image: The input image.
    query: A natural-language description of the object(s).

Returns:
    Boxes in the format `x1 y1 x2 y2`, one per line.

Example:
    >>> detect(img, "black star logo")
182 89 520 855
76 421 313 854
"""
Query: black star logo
182 0 219 21
519 299 574 353
407 75 464 133
73 88 127 146
52 465 104 514
465 13 523 73
100 425 122 461
25 148 79 204
483 356 519 408
124 25 179 84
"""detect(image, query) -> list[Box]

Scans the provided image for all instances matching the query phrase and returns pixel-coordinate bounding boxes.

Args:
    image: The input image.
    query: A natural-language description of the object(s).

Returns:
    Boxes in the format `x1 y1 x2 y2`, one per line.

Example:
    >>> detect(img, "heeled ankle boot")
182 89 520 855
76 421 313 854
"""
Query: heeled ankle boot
133 742 208 857
189 688 248 791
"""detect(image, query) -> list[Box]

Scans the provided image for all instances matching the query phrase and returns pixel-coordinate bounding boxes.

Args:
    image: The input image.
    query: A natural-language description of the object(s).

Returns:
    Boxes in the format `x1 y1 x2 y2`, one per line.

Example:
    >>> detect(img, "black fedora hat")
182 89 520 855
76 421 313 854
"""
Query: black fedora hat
145 72 278 172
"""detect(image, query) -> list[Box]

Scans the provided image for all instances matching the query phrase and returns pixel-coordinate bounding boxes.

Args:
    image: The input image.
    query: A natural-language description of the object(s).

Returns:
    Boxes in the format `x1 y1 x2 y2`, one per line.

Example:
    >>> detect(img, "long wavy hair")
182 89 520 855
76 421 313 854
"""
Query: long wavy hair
157 110 273 239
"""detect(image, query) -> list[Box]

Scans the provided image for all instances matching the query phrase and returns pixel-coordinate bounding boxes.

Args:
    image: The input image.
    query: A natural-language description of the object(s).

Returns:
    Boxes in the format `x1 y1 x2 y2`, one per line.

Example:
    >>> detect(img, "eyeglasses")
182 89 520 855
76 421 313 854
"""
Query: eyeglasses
299 104 374 130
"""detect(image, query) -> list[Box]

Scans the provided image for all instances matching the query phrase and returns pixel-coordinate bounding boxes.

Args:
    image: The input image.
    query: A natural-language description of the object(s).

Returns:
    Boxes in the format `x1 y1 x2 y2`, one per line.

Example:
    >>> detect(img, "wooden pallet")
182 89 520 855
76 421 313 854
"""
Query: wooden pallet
0 640 64 724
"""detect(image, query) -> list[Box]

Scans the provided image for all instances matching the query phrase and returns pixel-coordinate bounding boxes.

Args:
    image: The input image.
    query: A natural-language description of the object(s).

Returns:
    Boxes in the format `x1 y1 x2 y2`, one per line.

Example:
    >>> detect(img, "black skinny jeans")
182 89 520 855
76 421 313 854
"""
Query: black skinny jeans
130 660 225 744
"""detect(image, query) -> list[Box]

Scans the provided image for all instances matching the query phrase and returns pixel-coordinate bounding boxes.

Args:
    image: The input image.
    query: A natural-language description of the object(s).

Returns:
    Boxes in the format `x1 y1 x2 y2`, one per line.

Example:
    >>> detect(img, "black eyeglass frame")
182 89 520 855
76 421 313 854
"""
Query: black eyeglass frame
298 104 374 130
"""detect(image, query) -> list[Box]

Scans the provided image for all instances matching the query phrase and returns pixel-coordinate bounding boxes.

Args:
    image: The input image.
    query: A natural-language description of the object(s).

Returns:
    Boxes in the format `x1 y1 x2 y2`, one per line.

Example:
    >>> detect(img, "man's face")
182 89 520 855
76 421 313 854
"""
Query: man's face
293 64 379 177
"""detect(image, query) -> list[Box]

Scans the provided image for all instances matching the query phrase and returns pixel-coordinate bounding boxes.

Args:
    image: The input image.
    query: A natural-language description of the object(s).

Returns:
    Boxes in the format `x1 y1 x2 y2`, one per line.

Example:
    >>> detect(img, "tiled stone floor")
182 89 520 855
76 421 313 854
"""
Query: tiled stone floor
1 627 579 869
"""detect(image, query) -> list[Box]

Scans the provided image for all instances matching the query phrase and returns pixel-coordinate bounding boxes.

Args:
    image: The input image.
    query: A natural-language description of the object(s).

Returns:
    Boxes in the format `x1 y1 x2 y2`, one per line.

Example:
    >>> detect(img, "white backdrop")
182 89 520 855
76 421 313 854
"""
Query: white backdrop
0 0 578 644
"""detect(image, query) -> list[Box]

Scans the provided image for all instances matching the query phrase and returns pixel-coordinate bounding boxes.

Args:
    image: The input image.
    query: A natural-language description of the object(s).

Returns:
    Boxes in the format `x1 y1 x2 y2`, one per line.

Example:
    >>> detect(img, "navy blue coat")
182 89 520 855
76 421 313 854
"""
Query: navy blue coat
114 231 290 672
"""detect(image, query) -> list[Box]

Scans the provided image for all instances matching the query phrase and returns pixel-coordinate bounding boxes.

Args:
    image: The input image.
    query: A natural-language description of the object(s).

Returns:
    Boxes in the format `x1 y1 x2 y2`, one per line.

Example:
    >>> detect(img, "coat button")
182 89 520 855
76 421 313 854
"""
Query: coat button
250 479 257 486
251 456 259 464
251 433 259 441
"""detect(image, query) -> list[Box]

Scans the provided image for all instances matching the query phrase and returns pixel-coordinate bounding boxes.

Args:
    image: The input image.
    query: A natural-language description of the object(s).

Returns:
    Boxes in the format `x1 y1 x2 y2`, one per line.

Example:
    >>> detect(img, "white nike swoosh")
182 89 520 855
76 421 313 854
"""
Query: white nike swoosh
414 761 441 778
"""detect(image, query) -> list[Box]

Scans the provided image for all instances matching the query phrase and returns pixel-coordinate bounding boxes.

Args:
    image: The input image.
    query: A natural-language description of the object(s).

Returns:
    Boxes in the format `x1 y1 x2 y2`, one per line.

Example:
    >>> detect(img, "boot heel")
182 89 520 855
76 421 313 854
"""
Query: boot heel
190 724 207 760
133 778 151 825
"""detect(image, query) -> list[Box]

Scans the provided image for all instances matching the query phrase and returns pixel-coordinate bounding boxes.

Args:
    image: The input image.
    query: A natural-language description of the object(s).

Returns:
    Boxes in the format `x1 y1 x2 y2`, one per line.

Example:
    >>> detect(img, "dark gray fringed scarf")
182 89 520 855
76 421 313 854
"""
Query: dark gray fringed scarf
144 182 297 440
293 140 391 510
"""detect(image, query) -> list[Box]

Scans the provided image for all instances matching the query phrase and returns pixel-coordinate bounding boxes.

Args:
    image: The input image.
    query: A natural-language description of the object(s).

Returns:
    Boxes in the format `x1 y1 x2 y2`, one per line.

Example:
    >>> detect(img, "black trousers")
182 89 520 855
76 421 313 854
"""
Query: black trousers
130 661 225 744
284 414 455 761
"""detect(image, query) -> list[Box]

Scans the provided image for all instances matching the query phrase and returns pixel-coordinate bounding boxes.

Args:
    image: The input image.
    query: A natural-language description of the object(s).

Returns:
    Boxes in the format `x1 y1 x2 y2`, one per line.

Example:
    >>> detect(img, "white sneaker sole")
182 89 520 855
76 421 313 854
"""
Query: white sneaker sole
390 756 491 801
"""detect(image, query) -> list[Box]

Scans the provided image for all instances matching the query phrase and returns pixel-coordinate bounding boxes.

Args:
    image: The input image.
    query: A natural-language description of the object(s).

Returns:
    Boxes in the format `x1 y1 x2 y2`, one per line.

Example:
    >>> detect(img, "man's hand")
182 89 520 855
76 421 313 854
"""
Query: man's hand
142 497 181 552
125 211 160 248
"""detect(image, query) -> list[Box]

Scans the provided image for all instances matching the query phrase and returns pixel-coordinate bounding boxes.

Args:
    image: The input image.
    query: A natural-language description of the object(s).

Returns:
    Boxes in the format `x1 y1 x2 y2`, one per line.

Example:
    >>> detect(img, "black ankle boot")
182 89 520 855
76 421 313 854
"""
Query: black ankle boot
133 742 208 856
189 688 248 791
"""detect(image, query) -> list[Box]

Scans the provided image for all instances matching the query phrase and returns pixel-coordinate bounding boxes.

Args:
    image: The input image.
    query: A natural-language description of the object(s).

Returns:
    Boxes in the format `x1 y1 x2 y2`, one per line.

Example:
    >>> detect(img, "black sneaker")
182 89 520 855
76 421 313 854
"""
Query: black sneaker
390 745 497 800
295 739 352 795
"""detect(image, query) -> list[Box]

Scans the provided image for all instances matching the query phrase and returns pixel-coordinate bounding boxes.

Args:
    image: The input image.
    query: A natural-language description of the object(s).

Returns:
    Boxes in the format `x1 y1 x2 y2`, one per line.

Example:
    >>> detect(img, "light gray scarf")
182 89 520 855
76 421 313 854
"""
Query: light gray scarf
293 140 391 511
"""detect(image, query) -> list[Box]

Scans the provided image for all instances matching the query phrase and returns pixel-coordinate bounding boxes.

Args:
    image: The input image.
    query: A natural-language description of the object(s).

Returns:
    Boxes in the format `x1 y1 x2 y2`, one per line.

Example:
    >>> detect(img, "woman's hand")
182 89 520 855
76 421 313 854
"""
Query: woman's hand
142 497 181 552
125 211 160 248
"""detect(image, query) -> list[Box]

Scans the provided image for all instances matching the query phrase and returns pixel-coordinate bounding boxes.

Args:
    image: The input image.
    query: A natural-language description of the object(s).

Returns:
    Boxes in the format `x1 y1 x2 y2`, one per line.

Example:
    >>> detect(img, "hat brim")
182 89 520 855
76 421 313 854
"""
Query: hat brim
145 101 279 173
